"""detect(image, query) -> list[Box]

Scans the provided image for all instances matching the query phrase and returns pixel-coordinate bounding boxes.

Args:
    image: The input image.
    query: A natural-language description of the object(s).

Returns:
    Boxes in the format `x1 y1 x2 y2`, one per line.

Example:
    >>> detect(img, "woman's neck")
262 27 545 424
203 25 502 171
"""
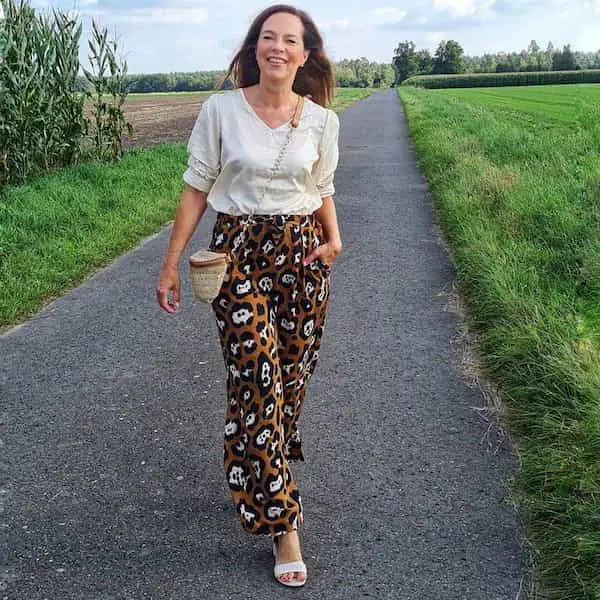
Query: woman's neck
251 81 296 109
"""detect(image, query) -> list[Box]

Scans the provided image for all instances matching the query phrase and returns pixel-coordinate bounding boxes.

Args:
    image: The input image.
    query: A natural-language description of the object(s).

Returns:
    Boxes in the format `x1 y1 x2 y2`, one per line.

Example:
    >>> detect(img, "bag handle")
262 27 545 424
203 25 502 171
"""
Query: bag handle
291 94 304 128
258 94 304 203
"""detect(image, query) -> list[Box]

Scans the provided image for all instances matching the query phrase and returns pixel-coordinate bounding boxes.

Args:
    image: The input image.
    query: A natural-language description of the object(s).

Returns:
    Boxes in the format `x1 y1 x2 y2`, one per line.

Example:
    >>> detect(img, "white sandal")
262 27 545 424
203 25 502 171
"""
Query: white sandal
272 535 307 587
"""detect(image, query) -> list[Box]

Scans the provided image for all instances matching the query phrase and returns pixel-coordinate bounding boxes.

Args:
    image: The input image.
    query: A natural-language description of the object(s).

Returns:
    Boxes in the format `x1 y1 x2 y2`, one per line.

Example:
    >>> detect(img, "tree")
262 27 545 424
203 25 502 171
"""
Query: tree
525 40 540 71
333 63 355 87
433 40 465 74
353 57 372 87
479 53 497 72
527 40 540 55
415 49 433 74
552 44 576 70
391 38 598 78
392 41 418 83
372 67 384 87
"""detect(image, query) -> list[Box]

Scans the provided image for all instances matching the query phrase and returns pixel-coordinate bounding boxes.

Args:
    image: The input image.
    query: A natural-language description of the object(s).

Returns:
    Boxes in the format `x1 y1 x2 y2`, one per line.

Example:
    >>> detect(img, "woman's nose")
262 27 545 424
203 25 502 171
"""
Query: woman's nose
270 37 285 52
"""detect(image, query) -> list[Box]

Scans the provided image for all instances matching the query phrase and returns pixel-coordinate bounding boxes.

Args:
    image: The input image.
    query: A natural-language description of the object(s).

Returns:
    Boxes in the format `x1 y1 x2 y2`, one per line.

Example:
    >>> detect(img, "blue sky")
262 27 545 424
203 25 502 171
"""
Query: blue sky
17 0 600 73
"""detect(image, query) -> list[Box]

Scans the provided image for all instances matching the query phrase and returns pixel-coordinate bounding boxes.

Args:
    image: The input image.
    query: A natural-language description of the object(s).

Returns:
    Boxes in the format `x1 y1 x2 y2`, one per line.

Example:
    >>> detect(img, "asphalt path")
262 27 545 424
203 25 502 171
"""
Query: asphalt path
1 88 527 599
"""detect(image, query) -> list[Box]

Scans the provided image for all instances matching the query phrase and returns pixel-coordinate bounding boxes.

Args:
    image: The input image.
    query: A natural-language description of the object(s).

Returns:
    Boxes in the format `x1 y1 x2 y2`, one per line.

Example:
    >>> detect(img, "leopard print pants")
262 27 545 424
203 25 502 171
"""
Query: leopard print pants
208 212 330 536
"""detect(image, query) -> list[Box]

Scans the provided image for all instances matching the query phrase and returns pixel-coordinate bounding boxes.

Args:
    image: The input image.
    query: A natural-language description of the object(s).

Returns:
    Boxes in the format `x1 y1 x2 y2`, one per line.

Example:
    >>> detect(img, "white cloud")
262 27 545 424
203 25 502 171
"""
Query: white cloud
432 0 496 18
583 0 600 13
318 18 352 32
55 0 600 72
112 7 209 26
370 7 408 26
425 31 446 49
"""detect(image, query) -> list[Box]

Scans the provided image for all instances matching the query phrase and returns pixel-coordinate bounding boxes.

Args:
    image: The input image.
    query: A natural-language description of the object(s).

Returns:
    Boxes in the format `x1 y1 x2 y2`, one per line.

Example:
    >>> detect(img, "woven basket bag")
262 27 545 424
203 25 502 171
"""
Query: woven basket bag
189 249 230 303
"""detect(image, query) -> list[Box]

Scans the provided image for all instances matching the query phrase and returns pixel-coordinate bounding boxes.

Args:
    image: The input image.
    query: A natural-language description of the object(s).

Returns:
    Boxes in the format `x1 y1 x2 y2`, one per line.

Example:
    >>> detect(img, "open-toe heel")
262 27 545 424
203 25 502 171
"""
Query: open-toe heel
272 534 307 588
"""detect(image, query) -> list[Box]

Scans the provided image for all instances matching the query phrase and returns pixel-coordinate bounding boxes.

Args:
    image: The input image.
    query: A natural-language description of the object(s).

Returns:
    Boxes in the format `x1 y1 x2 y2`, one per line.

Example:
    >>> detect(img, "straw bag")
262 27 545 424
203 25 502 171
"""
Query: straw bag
188 249 231 303
189 94 305 303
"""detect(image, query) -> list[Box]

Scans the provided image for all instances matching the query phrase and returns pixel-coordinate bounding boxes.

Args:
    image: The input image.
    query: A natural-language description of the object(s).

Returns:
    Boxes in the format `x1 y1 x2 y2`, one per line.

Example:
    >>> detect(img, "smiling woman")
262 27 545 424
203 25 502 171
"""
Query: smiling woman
221 4 336 106
155 3 342 590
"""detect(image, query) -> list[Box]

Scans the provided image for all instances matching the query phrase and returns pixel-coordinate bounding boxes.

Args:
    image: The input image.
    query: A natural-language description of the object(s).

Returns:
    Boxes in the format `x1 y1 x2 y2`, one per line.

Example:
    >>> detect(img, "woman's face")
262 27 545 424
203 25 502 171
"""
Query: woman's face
255 12 309 84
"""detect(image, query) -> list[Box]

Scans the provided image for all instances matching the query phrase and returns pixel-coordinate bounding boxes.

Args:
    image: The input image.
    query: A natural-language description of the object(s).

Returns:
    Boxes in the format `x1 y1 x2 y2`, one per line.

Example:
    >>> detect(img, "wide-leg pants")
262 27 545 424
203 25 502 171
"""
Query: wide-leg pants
208 212 330 536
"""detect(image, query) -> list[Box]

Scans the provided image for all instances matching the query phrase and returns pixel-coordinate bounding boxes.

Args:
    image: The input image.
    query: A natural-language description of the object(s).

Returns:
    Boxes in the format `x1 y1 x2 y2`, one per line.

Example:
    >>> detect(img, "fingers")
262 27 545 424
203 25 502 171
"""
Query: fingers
303 252 316 266
304 246 331 267
156 279 180 314
156 287 175 314
303 252 322 266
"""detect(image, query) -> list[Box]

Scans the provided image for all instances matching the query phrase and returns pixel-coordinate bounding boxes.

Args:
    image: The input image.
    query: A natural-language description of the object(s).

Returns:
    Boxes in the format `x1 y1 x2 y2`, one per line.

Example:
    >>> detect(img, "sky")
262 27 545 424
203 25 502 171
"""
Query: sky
13 0 600 74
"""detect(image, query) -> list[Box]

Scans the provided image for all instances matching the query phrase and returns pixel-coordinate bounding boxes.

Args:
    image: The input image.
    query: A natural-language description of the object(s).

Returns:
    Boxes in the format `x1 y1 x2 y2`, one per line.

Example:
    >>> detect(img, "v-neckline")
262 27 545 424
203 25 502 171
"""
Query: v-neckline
239 88 301 132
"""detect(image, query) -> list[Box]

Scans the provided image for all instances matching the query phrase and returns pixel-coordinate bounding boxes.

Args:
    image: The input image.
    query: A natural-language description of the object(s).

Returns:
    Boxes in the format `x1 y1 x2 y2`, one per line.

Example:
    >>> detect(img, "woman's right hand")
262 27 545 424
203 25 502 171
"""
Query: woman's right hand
156 264 181 314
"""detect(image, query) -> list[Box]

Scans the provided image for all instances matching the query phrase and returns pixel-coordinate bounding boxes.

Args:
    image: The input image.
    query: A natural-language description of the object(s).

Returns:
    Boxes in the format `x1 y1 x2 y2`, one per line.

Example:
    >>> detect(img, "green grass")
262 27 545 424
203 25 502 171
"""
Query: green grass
435 84 600 126
397 84 600 599
0 144 187 328
124 87 378 107
0 88 375 329
329 87 379 111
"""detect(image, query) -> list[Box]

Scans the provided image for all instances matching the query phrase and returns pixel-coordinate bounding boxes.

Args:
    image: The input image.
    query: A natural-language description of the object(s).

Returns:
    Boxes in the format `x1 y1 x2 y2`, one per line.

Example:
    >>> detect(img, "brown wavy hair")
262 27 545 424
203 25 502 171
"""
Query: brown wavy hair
219 4 335 107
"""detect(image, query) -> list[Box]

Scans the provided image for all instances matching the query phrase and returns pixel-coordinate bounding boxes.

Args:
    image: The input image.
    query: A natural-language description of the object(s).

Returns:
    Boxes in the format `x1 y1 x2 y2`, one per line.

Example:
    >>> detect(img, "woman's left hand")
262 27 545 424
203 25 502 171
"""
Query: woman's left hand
304 240 342 268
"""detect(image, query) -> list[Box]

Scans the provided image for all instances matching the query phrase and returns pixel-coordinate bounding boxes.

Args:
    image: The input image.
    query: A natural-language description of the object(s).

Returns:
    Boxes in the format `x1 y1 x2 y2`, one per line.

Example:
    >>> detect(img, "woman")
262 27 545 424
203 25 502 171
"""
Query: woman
156 4 341 587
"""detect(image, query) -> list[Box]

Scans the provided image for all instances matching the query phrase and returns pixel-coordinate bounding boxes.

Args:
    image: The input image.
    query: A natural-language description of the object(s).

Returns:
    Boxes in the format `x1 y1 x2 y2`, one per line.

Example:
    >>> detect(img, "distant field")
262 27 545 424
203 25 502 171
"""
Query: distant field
436 83 600 126
127 91 213 99
122 87 377 149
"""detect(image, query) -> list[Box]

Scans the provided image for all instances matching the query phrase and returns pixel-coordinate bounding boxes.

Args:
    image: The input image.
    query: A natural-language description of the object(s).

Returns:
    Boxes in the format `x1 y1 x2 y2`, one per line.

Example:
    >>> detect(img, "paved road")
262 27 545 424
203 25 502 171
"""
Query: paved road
1 89 527 599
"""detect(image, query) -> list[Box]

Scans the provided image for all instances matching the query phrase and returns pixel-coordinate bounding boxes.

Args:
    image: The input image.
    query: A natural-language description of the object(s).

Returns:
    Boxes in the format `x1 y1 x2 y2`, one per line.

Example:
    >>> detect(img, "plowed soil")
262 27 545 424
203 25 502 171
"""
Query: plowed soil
121 94 208 150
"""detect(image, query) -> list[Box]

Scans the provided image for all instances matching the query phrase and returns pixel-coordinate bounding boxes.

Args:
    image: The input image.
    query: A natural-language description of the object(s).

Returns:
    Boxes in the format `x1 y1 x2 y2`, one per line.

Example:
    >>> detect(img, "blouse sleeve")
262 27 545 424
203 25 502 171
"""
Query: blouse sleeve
311 109 340 198
183 94 221 193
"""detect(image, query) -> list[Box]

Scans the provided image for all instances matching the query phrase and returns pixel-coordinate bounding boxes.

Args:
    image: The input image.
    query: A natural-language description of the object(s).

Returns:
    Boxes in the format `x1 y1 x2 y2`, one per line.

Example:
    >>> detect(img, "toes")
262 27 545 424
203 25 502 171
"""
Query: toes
278 572 303 583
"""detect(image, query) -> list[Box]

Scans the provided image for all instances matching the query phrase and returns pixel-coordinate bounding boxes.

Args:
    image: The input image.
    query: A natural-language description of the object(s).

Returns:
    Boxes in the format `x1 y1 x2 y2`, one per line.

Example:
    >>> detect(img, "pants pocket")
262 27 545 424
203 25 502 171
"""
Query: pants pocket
316 257 332 274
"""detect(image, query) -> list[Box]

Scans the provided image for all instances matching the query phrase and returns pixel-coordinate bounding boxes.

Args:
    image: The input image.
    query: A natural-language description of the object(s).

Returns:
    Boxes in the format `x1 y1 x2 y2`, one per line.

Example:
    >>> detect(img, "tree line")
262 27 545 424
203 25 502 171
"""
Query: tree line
393 39 600 83
72 59 396 94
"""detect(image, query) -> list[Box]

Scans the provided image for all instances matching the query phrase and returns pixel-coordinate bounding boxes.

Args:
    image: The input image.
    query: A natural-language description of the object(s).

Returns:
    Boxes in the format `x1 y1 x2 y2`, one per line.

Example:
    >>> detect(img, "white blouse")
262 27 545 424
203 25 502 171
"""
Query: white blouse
183 88 340 215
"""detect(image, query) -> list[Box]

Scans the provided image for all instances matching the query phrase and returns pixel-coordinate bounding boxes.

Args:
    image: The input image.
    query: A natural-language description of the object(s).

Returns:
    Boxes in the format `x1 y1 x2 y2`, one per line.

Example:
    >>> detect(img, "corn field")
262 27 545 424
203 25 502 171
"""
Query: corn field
0 0 130 186
402 68 600 89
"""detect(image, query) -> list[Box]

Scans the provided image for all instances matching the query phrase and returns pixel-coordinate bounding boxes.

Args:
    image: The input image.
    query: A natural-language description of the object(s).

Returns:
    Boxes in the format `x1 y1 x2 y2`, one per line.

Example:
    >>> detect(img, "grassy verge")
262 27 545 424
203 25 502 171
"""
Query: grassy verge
396 85 600 599
0 144 187 328
330 87 379 111
0 89 376 329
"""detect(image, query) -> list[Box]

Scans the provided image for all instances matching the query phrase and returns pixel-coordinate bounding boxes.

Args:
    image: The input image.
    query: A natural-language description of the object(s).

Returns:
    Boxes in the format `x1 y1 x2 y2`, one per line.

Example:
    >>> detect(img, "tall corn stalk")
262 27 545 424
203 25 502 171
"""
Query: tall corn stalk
49 10 86 168
83 20 132 162
0 0 84 185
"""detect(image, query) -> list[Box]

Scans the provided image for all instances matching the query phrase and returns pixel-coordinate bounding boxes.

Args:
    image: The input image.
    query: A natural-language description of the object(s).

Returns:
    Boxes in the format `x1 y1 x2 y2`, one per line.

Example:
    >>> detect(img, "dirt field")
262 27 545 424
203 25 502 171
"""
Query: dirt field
121 94 208 150
118 88 377 150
